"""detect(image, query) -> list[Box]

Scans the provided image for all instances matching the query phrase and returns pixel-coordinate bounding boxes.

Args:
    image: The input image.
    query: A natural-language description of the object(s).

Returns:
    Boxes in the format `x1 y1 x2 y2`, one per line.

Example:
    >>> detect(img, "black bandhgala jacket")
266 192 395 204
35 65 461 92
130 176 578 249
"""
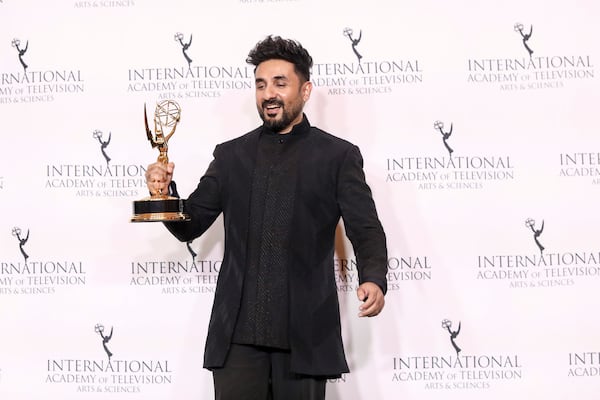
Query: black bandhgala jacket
164 116 387 377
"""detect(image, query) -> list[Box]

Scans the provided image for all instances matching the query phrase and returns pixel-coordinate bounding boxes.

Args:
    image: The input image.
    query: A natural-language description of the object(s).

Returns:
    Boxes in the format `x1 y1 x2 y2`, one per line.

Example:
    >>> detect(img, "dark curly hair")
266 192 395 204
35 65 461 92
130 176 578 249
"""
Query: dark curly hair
246 35 313 82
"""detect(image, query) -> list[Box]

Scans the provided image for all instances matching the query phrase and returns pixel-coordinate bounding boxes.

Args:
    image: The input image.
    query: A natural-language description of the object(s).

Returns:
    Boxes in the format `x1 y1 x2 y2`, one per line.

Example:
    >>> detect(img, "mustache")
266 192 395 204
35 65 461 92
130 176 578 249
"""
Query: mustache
262 99 284 108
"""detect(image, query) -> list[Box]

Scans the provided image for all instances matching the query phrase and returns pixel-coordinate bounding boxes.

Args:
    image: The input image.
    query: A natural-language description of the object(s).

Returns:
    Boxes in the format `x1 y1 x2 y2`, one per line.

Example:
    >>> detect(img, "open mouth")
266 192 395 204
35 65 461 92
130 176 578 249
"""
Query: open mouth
264 101 283 116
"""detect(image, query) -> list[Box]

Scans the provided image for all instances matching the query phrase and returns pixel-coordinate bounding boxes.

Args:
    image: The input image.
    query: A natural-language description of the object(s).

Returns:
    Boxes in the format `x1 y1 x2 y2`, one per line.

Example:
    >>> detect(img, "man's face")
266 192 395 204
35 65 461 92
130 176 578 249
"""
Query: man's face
254 59 312 134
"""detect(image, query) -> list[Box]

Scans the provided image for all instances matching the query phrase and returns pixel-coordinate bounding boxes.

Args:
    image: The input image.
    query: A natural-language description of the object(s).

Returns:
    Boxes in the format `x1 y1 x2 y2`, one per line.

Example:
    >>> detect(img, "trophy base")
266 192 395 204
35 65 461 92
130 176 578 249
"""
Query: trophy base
131 196 190 222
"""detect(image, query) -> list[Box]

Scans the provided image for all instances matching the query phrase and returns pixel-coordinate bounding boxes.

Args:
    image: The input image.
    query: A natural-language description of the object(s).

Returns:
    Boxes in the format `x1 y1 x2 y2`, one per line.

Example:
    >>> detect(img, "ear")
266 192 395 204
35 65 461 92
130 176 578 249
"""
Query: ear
302 81 313 102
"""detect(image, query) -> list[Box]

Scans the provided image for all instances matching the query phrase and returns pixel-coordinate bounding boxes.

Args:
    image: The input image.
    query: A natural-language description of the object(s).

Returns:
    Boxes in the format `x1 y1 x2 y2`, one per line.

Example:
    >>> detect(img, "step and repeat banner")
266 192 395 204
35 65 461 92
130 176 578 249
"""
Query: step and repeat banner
1 0 599 399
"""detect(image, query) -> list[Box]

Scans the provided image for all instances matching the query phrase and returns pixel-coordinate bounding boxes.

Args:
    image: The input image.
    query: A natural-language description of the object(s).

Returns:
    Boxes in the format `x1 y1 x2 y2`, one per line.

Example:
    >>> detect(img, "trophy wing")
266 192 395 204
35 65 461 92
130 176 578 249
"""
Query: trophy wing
144 104 158 148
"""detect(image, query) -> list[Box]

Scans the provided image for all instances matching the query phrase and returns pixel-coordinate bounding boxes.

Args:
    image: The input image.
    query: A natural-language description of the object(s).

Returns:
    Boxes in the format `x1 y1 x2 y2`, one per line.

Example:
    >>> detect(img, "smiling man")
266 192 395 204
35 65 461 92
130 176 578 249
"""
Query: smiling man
145 35 388 400
254 59 309 133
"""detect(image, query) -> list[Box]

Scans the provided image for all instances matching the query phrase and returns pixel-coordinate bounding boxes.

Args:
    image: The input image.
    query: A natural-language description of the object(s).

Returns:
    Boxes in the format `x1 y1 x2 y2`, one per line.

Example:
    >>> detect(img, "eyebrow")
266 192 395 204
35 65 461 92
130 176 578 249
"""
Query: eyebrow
255 75 289 84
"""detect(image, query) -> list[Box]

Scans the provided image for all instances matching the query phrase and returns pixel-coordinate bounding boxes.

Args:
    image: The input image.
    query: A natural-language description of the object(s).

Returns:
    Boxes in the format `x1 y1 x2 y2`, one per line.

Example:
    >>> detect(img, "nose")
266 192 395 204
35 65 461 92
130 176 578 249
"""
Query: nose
262 83 277 101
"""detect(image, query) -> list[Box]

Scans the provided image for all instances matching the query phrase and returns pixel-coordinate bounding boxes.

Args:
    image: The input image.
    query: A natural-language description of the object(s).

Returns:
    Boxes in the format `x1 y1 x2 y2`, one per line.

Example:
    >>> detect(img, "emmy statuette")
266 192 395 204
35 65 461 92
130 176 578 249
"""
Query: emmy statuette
131 100 190 222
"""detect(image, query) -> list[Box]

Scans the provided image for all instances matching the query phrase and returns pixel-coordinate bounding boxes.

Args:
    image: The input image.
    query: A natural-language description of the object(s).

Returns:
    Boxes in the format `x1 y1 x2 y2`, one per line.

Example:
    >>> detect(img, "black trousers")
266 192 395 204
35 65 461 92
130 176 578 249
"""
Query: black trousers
212 344 327 400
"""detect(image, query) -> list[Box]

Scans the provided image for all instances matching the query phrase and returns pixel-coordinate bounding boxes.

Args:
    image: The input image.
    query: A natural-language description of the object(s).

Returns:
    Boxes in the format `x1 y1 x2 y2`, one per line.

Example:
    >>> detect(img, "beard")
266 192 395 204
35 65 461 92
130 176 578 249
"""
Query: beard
258 98 303 133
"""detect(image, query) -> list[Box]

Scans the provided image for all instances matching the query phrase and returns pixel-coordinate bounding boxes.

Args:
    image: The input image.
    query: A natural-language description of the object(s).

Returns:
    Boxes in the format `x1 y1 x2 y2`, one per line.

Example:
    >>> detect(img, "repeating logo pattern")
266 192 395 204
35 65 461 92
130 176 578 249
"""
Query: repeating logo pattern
11 38 28 71
12 226 29 264
433 120 454 157
2 38 85 103
525 218 545 255
343 27 362 63
92 130 112 166
174 32 193 67
467 20 594 90
45 324 173 394
442 319 461 356
514 22 534 57
95 323 114 360
392 318 523 390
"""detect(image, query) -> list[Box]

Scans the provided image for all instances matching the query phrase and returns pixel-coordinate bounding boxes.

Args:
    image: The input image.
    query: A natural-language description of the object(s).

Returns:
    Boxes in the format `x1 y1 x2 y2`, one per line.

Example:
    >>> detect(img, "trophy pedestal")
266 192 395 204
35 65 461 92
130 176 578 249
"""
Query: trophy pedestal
131 196 190 222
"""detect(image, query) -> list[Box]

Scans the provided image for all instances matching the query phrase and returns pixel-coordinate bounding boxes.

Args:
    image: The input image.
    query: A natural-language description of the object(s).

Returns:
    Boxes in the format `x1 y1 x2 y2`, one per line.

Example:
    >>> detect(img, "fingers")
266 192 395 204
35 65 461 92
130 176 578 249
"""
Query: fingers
359 295 384 317
357 283 385 318
145 162 174 196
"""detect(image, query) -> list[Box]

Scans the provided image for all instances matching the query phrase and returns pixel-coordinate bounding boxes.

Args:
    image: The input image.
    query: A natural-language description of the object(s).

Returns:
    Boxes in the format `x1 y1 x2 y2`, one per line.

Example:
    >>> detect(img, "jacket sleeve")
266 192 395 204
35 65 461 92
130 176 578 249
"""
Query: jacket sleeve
336 145 388 294
163 146 223 242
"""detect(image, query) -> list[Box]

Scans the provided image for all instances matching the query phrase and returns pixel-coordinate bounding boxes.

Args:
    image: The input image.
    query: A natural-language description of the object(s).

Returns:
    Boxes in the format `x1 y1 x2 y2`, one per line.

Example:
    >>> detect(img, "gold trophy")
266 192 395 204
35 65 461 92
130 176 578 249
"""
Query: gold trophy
131 100 190 222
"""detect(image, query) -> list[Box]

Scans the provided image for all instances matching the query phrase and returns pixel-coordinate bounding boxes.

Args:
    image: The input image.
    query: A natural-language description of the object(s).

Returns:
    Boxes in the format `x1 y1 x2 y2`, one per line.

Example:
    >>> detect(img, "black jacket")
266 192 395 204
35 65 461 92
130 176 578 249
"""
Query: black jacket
165 116 387 376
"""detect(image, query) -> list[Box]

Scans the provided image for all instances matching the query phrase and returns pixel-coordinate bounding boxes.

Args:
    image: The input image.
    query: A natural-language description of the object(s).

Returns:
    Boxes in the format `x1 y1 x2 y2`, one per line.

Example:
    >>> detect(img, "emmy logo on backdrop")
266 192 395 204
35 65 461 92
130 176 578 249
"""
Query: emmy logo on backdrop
525 218 545 254
131 100 190 222
12 226 29 264
343 27 363 63
433 120 454 157
514 22 534 57
186 241 197 262
95 323 113 360
174 32 193 67
11 38 28 71
93 129 112 165
441 319 461 356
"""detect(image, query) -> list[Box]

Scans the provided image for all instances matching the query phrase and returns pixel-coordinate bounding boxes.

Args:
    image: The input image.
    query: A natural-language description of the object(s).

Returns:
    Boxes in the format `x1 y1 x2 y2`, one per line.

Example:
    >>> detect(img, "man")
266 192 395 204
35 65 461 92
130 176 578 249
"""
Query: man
146 35 387 400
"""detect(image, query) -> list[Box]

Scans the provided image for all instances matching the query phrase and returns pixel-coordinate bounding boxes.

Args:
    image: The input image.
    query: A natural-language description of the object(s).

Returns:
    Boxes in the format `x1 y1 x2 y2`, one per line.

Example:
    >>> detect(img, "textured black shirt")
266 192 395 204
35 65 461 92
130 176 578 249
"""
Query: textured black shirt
231 119 308 349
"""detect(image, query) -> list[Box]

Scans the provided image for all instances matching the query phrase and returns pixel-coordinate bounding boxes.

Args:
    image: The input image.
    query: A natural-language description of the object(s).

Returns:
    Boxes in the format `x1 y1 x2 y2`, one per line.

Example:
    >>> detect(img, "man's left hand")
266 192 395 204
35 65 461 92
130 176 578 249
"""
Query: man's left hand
356 282 385 317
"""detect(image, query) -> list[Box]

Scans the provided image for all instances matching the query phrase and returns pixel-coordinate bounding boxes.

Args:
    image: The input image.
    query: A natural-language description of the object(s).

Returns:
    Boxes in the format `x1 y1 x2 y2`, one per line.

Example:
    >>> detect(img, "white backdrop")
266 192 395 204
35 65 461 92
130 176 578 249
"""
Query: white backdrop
1 0 600 399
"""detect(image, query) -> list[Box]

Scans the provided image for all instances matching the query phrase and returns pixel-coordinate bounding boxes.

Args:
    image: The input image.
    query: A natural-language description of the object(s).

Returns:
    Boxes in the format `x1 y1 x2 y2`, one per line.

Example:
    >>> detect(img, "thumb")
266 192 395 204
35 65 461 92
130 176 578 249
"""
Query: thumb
357 286 367 301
